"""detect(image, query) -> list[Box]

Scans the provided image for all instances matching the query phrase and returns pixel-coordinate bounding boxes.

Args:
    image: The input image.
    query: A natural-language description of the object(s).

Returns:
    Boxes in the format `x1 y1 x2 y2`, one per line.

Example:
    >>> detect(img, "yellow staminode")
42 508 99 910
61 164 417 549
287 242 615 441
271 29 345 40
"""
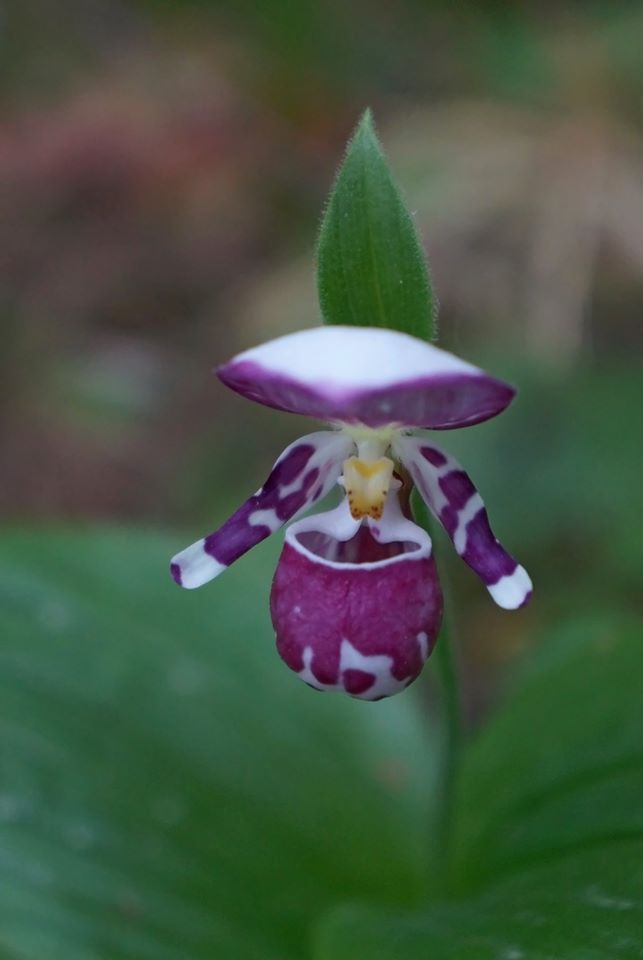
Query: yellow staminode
342 456 395 521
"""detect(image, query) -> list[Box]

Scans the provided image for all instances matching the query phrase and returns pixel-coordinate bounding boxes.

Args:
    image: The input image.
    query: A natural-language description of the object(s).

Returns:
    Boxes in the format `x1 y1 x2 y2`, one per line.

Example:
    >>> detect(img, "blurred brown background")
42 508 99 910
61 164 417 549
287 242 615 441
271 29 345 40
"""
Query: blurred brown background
2 0 642 715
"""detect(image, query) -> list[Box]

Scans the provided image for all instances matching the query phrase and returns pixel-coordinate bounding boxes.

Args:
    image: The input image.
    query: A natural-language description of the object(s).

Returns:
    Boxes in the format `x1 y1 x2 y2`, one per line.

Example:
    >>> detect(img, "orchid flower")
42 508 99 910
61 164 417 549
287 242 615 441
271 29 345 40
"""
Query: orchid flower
171 326 531 701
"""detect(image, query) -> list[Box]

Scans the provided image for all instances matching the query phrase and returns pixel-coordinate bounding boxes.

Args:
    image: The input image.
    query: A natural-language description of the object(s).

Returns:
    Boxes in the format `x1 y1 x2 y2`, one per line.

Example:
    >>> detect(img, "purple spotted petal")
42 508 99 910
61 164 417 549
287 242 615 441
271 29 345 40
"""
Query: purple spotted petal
218 326 515 429
393 434 532 609
171 430 354 589
270 496 443 700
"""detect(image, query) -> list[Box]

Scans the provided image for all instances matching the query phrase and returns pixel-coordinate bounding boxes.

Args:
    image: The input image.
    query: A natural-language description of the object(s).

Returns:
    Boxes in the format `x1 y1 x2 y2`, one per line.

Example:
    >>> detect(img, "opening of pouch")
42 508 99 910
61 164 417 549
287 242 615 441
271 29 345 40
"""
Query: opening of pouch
296 526 420 564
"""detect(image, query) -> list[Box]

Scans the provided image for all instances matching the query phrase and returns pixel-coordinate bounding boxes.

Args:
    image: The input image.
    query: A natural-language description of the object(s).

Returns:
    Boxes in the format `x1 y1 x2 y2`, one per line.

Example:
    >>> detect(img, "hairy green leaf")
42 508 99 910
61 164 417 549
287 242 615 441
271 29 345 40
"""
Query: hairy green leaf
317 110 436 340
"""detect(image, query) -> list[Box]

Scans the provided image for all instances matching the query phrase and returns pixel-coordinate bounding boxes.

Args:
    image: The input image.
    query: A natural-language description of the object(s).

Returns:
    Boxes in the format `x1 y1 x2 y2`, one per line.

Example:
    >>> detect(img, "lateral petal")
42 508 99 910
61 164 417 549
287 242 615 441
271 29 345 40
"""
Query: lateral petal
170 431 354 589
393 434 532 609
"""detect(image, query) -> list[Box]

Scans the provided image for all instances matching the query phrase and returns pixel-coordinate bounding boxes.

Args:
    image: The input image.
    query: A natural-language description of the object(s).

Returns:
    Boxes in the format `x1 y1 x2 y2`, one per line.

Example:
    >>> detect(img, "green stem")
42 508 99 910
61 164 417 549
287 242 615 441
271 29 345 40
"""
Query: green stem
411 491 463 889
431 618 462 884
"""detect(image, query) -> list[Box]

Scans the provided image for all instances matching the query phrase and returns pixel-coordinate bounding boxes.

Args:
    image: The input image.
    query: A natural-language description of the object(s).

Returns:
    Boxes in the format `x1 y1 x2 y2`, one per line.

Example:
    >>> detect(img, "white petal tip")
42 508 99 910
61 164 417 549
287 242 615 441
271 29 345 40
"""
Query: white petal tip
170 541 227 590
487 566 532 610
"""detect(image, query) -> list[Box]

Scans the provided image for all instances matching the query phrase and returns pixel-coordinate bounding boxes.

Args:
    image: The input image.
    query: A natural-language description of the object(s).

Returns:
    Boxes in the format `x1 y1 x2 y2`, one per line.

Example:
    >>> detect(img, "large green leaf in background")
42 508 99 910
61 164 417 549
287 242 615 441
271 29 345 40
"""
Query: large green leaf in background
316 617 643 959
450 617 643 889
1 533 641 959
317 110 436 340
316 842 643 960
0 530 434 960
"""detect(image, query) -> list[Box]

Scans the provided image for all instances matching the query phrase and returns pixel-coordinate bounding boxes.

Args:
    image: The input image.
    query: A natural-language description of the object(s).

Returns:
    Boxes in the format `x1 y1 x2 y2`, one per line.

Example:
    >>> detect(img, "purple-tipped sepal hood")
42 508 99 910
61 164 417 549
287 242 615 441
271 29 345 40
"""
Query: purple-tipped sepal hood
217 326 515 430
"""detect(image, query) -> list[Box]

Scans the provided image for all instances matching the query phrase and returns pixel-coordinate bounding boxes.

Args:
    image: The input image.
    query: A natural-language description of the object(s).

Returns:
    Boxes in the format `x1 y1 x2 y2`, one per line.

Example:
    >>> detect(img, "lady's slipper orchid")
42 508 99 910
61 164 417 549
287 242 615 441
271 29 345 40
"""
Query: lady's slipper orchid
171 326 531 701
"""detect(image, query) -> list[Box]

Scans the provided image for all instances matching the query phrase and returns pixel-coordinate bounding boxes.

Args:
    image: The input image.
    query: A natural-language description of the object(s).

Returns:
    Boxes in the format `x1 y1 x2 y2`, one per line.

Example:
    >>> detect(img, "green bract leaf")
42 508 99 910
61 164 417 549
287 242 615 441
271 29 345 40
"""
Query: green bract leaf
0 530 435 960
317 109 436 340
316 617 643 959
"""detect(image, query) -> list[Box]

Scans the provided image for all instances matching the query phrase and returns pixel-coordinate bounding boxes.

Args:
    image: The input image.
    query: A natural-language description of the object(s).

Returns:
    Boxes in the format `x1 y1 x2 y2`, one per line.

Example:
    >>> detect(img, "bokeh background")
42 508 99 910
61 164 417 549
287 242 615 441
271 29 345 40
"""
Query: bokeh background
1 2 642 958
4 0 641 709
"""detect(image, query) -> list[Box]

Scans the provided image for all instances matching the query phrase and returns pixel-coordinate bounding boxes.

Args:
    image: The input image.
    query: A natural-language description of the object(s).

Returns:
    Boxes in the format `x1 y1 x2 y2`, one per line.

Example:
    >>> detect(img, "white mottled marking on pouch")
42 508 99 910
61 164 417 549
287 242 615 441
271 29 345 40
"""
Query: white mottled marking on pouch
487 565 532 610
298 646 326 690
339 639 409 700
416 631 429 660
453 494 484 554
296 639 411 700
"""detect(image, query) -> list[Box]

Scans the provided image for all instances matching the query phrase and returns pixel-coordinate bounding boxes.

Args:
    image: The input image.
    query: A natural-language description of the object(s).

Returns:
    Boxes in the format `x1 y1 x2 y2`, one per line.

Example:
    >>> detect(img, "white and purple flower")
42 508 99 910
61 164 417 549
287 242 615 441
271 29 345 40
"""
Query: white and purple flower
171 326 532 701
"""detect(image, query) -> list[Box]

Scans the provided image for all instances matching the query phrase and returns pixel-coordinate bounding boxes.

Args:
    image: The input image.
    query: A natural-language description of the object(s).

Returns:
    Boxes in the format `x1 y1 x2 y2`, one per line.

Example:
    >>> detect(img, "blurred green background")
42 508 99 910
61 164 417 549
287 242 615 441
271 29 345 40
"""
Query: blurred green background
1 1 642 958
